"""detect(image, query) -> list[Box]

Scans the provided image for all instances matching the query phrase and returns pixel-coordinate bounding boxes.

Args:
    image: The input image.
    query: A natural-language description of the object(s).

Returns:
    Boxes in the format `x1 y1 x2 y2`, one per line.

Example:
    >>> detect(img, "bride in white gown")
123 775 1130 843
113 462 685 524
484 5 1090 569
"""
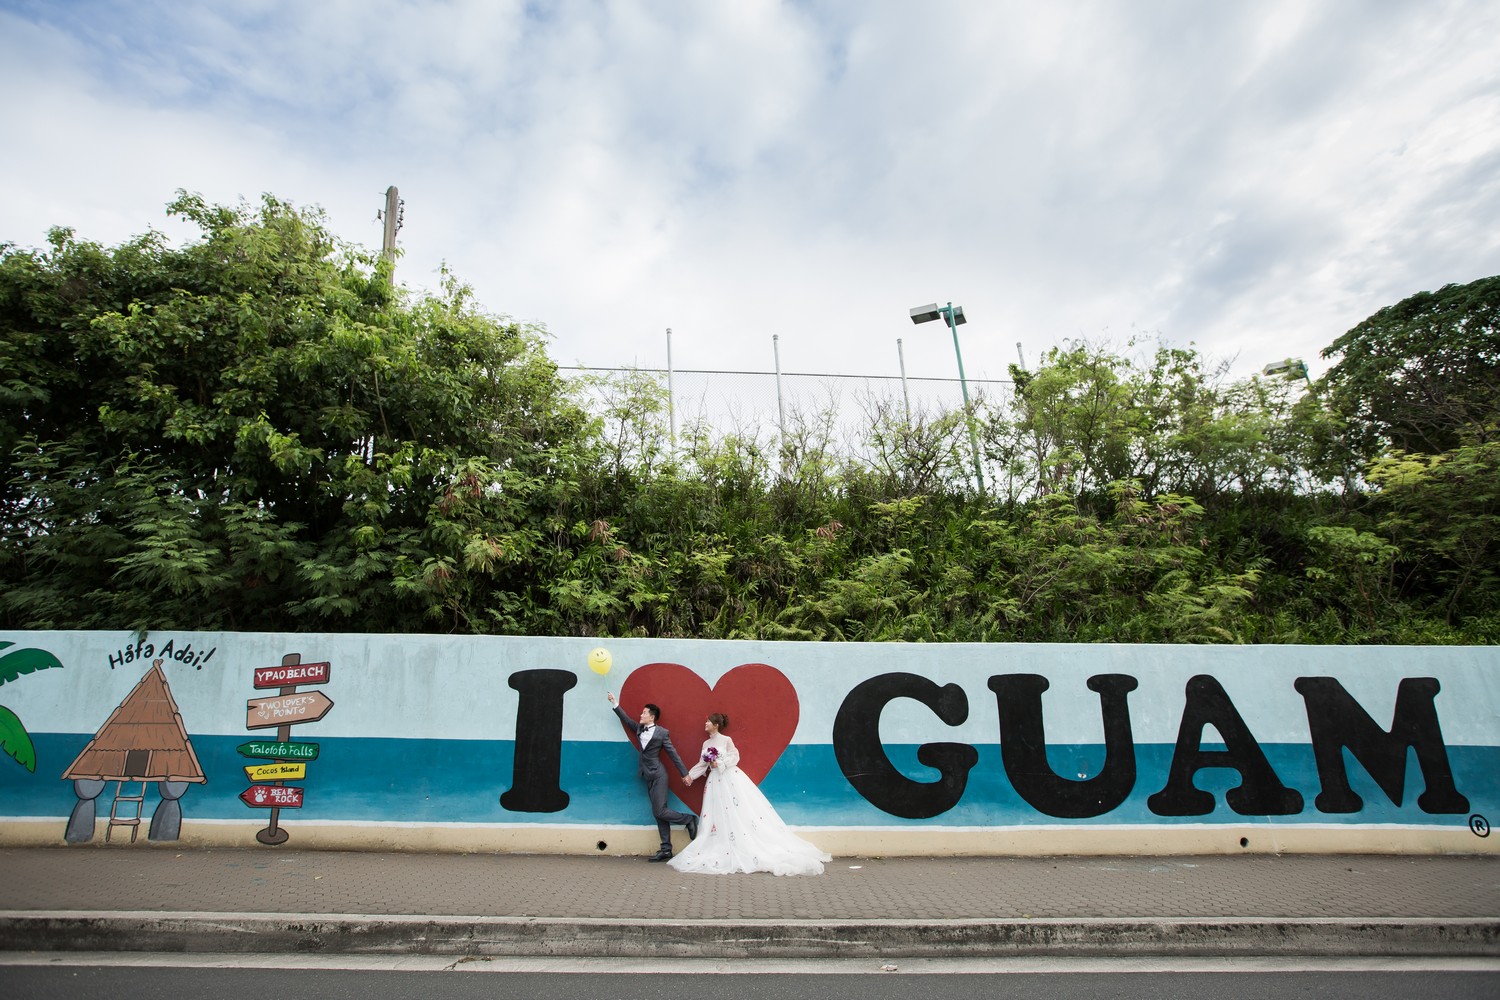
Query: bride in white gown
670 713 830 876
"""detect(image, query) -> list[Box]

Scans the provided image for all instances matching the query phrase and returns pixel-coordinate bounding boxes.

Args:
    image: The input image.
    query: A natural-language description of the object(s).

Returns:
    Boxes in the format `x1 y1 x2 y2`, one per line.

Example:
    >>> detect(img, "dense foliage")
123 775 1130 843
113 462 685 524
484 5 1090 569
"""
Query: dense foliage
2 196 1496 643
1 194 589 632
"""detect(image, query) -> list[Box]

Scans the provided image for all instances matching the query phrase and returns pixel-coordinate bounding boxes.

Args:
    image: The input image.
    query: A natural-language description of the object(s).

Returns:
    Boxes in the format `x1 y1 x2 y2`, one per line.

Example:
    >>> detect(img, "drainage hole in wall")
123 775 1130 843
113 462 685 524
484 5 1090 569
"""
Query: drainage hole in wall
1239 837 1249 848
597 840 608 851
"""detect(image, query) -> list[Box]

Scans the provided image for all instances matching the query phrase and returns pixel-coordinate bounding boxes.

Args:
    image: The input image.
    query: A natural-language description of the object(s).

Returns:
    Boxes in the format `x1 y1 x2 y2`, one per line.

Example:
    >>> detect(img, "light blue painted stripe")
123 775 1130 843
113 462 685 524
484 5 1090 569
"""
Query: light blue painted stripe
4 735 1495 830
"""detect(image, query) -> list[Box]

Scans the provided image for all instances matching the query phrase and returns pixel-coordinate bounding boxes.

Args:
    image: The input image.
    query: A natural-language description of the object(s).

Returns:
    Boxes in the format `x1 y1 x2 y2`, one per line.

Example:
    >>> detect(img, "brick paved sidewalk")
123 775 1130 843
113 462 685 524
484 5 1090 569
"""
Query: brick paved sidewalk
3 847 1496 921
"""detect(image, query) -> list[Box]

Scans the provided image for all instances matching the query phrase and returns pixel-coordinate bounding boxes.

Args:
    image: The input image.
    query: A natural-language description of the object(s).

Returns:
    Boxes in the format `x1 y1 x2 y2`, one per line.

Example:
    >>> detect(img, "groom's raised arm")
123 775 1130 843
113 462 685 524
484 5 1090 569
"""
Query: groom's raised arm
608 693 641 735
612 705 642 735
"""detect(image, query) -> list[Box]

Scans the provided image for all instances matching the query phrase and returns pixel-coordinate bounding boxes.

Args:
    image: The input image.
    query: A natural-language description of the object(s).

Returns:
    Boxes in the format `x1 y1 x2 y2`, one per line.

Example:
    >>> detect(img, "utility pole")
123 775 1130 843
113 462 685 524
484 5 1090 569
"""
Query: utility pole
378 186 403 273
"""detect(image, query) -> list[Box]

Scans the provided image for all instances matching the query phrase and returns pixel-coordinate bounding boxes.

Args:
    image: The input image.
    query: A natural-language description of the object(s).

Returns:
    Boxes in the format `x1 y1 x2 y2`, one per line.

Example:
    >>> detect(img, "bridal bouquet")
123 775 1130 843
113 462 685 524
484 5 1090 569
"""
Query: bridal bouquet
702 747 719 764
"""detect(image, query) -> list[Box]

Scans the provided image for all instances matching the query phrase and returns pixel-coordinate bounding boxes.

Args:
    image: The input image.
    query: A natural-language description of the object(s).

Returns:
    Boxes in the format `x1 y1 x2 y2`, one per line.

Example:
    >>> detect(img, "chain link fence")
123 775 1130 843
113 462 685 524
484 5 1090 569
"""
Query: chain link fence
560 366 1014 459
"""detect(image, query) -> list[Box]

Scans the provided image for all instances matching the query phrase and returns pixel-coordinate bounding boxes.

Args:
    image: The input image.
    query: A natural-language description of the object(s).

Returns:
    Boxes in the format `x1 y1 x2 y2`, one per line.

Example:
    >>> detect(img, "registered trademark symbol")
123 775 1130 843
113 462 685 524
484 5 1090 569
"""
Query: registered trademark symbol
1470 814 1490 838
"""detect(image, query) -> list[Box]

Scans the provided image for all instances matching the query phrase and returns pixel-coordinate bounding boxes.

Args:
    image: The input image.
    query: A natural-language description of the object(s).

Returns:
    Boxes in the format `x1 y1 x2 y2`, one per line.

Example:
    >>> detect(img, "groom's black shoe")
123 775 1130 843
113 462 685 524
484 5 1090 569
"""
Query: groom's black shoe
686 817 699 840
648 848 673 862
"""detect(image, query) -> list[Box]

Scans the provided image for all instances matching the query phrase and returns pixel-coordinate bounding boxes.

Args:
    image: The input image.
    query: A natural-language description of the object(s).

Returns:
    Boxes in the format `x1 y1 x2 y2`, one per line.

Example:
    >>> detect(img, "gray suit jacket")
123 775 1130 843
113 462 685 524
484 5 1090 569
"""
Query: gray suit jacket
614 706 689 779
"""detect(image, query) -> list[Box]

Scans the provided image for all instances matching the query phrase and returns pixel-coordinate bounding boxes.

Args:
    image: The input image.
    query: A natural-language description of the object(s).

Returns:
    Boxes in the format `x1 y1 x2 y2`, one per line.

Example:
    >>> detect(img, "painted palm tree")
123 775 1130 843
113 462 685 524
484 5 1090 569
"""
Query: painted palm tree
1 641 64 772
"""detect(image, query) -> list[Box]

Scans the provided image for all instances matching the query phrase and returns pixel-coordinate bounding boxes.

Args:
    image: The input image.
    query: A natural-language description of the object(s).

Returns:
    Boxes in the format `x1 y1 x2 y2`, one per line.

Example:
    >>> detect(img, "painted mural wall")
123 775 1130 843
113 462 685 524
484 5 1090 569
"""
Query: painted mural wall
0 630 1496 856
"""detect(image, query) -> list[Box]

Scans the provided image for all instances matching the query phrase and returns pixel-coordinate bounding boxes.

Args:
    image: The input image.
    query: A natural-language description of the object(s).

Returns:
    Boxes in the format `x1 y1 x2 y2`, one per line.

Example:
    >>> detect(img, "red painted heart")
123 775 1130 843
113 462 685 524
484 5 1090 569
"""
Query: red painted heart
617 662 799 816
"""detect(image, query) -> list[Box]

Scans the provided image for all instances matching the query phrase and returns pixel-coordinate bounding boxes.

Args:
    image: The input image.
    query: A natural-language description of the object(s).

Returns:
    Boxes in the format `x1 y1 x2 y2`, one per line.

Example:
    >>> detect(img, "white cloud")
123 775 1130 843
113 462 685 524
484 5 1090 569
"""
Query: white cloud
3 0 1498 389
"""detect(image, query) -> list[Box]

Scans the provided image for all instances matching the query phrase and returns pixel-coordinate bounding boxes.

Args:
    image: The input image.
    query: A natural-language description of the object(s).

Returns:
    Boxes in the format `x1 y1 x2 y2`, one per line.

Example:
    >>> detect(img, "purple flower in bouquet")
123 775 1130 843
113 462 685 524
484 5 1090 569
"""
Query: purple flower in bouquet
702 746 720 764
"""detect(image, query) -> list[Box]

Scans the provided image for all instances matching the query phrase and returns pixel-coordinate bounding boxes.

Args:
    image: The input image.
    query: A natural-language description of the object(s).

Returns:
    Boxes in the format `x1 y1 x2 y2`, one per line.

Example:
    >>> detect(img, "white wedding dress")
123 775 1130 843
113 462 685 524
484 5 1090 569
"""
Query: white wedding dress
668 733 831 876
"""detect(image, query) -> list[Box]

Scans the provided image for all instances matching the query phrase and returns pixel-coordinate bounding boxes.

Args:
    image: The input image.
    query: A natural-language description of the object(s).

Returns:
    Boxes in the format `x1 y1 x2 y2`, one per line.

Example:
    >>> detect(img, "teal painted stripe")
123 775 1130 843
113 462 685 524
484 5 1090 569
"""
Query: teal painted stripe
3 734 1495 831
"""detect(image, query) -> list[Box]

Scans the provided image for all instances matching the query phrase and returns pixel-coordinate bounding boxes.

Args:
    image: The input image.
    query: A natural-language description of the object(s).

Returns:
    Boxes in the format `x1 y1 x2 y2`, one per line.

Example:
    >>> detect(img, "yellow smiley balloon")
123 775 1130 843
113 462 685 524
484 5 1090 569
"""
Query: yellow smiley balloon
587 647 612 675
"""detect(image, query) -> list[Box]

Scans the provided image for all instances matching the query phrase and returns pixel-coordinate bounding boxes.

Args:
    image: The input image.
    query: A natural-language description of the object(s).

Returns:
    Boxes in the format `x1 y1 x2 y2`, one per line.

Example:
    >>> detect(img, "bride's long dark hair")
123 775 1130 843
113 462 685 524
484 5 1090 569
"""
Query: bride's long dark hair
708 712 729 732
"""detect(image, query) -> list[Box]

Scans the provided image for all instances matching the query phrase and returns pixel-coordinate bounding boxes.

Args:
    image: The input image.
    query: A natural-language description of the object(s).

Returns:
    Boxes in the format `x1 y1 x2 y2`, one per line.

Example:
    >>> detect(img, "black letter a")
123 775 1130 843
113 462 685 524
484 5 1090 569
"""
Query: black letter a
1147 675 1302 816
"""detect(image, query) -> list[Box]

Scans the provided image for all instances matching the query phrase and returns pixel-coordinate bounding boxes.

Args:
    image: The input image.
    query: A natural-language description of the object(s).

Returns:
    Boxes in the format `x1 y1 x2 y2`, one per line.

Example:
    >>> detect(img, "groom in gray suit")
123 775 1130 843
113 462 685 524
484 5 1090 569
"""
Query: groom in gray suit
608 691 699 860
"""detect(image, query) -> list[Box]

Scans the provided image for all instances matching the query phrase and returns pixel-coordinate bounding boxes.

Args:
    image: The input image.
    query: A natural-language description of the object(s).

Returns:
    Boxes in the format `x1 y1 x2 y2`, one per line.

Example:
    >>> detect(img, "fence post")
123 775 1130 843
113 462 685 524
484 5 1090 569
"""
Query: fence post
666 328 676 448
897 337 911 421
773 334 787 466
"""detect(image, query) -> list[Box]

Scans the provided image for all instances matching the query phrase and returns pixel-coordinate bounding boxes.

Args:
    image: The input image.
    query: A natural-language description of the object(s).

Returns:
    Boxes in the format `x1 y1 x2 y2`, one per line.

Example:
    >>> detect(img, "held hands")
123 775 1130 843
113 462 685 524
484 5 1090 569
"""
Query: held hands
683 775 694 787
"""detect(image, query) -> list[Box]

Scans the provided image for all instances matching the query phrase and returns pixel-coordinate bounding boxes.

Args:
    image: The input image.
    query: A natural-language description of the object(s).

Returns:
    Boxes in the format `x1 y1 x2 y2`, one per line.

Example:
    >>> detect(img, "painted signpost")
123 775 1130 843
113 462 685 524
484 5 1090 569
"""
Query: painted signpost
237 741 320 761
241 653 332 845
245 691 334 729
240 785 305 808
253 661 330 688
244 762 307 782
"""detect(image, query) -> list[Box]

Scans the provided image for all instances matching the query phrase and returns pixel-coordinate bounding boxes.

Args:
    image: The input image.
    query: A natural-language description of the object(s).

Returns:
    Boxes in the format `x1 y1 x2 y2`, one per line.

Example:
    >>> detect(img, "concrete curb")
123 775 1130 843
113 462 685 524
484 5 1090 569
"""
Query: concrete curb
3 912 1498 959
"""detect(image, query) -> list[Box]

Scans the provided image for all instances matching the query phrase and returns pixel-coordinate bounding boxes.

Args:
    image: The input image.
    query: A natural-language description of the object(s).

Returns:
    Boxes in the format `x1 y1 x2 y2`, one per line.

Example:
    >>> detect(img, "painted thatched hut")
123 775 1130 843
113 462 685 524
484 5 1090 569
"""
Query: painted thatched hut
61 660 205 843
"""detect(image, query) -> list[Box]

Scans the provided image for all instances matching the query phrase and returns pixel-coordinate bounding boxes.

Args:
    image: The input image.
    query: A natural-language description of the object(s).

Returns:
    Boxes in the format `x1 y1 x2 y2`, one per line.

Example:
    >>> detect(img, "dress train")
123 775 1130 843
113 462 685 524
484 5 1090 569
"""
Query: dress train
668 733 829 877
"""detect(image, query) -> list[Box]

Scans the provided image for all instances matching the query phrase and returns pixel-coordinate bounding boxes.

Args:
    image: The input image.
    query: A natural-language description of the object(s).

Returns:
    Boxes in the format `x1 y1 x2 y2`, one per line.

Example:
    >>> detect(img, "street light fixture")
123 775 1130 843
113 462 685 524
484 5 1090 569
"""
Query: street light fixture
1261 357 1311 386
910 301 984 494
1263 356 1337 487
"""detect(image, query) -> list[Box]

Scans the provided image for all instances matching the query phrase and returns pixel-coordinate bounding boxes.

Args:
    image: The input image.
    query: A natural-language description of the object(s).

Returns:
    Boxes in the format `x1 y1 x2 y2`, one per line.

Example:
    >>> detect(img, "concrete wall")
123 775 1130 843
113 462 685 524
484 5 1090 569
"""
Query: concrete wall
1 630 1496 855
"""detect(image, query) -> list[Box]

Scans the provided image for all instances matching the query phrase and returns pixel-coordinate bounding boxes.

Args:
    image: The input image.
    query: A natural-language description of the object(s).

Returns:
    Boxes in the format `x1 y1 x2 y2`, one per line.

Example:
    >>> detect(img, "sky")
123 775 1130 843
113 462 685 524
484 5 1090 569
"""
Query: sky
3 0 1498 385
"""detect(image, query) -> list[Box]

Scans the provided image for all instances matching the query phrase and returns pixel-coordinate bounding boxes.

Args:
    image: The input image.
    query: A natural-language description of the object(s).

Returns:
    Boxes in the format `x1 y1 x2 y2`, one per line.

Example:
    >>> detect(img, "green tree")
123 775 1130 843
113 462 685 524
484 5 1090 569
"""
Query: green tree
0 193 589 632
1367 441 1500 626
1320 275 1500 460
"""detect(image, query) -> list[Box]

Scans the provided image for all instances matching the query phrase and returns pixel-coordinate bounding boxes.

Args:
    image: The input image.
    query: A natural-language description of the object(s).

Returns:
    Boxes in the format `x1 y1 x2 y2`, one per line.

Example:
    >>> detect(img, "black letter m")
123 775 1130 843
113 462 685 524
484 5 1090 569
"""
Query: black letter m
1295 677 1469 814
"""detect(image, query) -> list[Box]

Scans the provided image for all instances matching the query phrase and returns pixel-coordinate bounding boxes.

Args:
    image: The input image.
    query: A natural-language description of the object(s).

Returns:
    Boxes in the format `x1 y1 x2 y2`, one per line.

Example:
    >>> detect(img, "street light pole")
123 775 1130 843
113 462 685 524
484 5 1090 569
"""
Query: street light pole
910 301 985 495
943 303 985 495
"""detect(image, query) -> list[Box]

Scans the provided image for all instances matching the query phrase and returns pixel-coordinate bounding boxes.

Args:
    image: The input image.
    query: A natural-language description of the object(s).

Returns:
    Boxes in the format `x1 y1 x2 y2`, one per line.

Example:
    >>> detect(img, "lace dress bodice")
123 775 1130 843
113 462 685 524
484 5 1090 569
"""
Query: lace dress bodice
688 733 740 780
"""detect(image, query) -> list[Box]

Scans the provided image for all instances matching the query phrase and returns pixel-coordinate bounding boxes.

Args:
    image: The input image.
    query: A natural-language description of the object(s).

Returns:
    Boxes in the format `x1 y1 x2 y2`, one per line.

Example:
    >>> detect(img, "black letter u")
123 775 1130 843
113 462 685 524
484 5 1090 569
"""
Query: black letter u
989 673 1139 818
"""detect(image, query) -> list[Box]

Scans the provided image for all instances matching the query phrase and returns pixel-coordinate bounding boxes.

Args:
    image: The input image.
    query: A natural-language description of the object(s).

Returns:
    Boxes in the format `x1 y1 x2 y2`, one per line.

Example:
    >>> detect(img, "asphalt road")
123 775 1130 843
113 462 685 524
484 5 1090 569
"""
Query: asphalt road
3 962 1497 1000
